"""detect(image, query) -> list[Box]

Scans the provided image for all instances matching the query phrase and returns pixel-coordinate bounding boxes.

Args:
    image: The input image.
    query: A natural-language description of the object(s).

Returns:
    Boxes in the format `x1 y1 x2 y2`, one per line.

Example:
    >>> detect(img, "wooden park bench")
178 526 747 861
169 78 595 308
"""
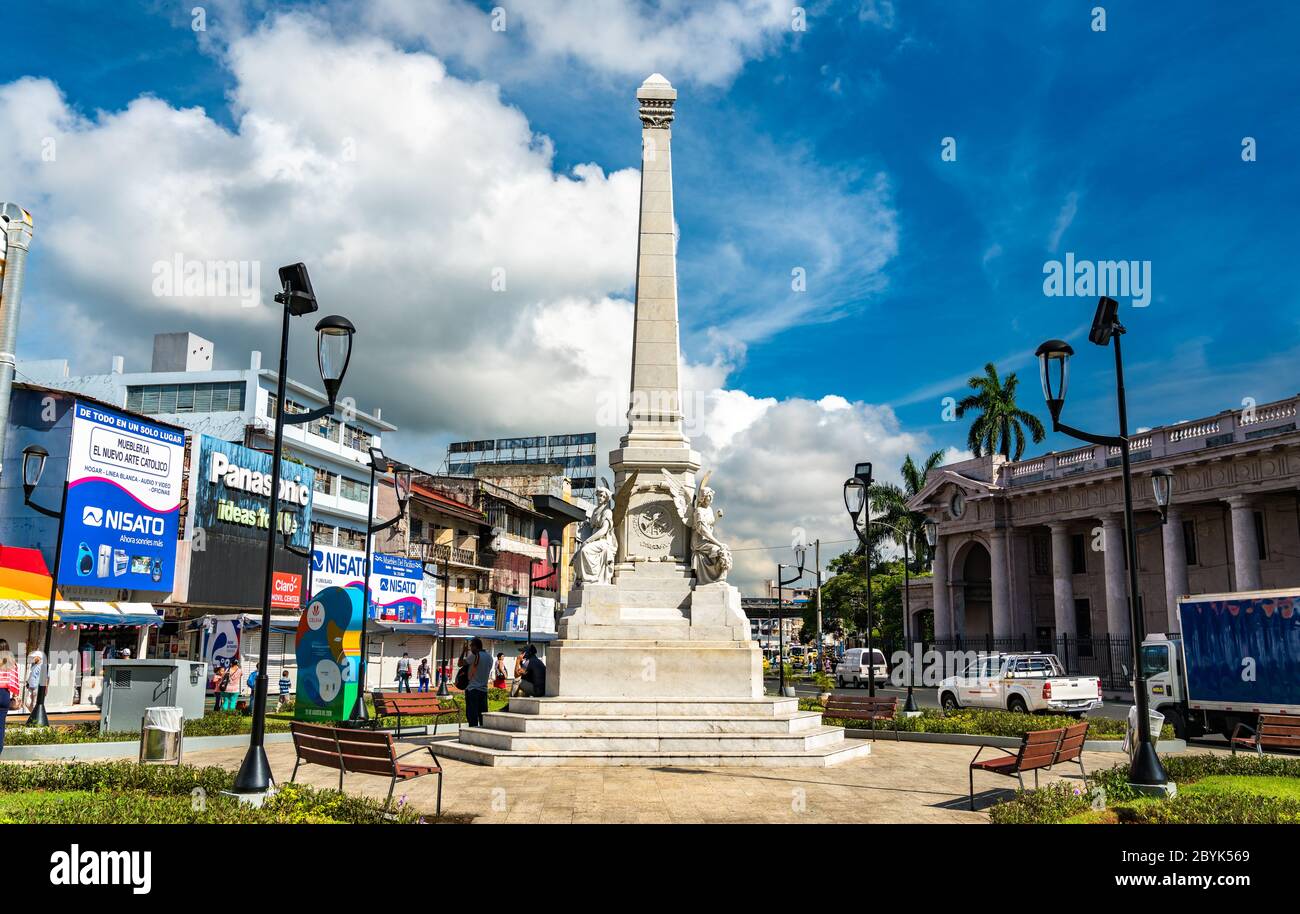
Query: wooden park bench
289 722 443 813
822 695 899 740
371 690 460 738
968 722 1090 810
1231 714 1300 756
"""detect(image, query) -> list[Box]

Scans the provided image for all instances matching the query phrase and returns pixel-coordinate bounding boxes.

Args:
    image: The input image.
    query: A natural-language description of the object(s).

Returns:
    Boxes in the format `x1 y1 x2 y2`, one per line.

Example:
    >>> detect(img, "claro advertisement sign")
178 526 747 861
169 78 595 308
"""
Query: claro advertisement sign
59 402 186 591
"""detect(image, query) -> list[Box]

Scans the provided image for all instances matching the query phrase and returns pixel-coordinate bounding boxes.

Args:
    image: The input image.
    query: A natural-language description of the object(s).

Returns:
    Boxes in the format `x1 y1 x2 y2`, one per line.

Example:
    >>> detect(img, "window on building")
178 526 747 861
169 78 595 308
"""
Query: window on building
411 518 424 540
1074 598 1093 640
311 521 336 544
1183 518 1199 566
338 477 370 504
1031 535 1050 576
1070 533 1088 575
342 424 373 452
313 468 337 496
127 381 246 415
1253 511 1268 561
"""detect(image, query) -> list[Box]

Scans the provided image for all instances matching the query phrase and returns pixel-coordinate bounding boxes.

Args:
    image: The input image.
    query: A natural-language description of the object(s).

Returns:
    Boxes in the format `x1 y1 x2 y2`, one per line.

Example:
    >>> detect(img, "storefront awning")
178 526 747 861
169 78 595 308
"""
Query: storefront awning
0 599 163 626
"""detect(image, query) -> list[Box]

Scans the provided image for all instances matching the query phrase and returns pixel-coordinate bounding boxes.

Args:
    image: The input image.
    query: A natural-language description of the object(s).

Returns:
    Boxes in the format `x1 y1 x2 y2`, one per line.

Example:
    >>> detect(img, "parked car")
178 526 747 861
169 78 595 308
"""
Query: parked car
835 647 888 689
937 653 1101 715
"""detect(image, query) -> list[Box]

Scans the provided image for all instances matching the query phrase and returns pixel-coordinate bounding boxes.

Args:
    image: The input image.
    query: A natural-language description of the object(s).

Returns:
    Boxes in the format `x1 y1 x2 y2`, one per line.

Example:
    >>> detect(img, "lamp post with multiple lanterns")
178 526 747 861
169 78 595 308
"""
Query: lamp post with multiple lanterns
234 263 356 794
1035 296 1174 790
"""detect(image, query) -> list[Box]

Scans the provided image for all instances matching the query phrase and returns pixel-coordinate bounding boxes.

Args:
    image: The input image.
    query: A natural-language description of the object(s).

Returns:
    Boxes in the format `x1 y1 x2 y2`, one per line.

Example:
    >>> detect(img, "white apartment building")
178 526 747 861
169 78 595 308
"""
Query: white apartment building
19 331 395 547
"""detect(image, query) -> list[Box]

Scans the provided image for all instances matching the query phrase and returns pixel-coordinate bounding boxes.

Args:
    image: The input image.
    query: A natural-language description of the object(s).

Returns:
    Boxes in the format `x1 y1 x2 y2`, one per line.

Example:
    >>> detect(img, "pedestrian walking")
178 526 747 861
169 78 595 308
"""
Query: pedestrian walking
417 658 431 692
0 652 19 755
221 661 242 712
519 645 547 697
277 668 293 710
396 653 413 692
492 652 507 690
22 650 44 712
245 667 259 714
464 637 492 727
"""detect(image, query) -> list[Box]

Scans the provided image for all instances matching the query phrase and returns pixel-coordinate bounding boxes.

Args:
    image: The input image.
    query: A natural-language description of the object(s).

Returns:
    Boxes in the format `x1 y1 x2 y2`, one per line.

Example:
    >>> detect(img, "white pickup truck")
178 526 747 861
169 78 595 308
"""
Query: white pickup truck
938 653 1102 716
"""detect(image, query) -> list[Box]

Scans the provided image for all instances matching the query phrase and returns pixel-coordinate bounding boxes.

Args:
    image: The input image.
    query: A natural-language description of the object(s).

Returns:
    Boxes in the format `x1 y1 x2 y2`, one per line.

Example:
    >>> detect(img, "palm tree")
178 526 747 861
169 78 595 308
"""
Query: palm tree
870 449 946 572
955 362 1046 461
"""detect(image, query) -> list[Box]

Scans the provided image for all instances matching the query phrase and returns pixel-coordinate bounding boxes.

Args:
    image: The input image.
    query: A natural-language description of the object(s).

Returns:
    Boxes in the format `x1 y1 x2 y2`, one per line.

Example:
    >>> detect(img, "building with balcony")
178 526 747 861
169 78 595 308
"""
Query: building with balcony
905 394 1300 661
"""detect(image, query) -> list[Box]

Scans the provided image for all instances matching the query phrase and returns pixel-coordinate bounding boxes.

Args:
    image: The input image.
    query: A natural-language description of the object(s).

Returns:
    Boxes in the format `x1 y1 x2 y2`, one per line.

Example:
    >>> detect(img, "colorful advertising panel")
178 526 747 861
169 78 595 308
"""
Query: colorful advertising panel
311 543 365 608
188 435 314 548
468 607 496 628
294 585 362 721
201 618 241 666
370 553 423 622
59 402 186 590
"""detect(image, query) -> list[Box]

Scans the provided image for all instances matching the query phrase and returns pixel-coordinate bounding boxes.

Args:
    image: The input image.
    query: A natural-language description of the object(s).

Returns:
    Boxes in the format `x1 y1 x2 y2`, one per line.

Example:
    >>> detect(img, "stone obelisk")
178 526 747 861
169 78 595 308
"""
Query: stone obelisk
549 74 757 698
435 76 870 765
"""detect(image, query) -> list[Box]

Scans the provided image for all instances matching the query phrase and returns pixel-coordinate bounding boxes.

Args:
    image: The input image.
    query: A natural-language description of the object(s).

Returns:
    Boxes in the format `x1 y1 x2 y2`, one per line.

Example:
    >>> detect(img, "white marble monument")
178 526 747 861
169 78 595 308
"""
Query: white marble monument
437 76 870 766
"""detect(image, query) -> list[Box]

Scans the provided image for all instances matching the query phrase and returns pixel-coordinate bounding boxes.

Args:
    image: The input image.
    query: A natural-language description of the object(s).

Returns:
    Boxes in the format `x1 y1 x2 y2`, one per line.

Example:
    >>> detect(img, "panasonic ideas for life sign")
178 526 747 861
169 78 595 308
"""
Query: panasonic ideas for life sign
60 402 186 590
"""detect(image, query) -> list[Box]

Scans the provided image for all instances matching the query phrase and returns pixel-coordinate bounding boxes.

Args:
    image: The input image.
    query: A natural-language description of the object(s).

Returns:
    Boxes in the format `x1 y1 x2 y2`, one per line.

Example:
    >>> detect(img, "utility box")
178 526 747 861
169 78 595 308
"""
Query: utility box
100 660 208 733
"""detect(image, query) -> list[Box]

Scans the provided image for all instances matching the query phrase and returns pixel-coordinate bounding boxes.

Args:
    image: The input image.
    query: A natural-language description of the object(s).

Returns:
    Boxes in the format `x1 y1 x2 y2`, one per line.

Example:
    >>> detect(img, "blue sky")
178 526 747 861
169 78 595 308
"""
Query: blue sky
3 1 1298 581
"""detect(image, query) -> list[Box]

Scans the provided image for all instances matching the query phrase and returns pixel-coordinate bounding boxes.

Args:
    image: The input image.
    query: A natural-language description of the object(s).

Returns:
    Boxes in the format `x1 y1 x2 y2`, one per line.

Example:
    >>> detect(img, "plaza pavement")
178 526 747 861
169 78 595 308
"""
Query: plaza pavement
180 737 1133 824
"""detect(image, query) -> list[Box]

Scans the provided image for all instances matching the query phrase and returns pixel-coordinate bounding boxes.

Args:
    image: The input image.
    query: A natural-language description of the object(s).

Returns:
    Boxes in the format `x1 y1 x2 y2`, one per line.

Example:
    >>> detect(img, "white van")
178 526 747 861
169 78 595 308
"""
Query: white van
835 648 888 689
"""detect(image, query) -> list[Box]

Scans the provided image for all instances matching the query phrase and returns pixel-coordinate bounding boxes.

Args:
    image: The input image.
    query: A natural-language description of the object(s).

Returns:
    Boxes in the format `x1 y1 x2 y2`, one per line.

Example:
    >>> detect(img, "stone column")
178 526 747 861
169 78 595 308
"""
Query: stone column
989 529 1013 639
1160 506 1189 633
1049 522 1076 639
931 533 952 640
1225 495 1262 591
1101 514 1129 638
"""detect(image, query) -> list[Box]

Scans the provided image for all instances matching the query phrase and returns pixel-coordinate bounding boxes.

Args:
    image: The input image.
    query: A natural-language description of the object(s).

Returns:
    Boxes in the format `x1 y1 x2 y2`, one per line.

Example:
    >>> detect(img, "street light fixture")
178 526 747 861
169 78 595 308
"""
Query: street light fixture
923 518 938 549
776 544 806 698
527 538 563 650
1035 296 1170 791
235 262 354 794
18 443 67 727
420 540 455 697
1150 469 1174 523
351 450 414 723
842 463 878 696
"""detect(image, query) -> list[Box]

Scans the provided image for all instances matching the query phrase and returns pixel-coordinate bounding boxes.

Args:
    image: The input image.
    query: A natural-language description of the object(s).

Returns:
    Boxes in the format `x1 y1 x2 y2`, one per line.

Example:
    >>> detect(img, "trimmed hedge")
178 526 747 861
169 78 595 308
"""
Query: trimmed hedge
0 761 438 824
989 753 1300 824
805 703 1174 741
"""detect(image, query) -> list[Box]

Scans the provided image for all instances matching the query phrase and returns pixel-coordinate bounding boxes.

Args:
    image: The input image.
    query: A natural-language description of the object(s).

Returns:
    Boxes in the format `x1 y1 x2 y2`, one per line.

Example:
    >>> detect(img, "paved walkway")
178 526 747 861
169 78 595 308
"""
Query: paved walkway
181 737 1127 823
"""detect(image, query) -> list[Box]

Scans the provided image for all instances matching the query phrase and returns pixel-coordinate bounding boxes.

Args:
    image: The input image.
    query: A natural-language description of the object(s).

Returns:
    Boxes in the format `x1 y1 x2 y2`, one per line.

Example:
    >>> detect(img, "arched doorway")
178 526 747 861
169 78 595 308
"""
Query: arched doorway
953 541 993 638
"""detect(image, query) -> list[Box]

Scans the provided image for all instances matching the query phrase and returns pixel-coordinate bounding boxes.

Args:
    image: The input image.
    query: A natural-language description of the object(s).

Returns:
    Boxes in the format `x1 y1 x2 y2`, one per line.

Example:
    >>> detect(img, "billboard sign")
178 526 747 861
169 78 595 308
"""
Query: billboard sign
422 574 468 628
189 435 314 548
271 571 302 609
310 544 366 599
468 607 495 628
370 553 423 622
59 402 185 590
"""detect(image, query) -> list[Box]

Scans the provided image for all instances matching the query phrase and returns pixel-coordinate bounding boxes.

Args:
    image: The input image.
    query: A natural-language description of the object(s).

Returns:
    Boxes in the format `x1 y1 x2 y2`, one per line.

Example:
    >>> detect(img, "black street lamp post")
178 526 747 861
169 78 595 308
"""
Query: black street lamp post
527 540 563 649
1035 296 1171 790
419 542 454 696
872 517 917 713
233 263 355 794
843 463 876 696
775 545 806 697
18 444 66 728
351 447 413 722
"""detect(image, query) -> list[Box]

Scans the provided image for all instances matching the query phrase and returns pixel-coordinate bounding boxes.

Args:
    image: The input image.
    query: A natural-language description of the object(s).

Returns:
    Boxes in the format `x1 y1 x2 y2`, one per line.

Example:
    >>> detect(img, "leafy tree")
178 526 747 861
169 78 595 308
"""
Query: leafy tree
955 362 1046 461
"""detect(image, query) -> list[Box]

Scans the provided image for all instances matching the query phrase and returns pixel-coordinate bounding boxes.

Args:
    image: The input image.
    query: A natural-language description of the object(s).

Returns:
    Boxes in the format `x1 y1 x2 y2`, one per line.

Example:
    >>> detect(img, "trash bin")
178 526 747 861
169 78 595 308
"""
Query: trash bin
1123 705 1165 758
139 706 184 765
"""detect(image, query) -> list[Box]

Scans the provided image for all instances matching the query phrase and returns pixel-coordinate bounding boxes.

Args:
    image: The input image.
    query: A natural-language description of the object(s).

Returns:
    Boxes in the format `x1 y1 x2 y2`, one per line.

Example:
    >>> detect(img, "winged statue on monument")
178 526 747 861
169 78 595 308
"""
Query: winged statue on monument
662 468 733 584
572 472 639 586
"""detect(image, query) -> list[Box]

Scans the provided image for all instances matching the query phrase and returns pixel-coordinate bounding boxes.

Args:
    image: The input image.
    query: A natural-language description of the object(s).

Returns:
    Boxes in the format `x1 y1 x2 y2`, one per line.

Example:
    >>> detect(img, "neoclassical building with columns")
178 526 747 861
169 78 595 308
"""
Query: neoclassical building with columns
906 395 1300 650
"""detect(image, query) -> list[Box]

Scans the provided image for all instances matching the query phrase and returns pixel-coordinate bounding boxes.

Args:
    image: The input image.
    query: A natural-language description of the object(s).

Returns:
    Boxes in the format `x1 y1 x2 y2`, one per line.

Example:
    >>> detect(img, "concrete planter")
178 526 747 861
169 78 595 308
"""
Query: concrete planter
2 731 295 762
842 728 1186 754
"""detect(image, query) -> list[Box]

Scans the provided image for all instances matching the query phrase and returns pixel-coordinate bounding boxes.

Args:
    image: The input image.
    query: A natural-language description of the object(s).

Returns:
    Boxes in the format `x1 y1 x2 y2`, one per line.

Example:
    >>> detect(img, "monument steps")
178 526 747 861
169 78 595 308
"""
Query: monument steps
459 724 848 753
505 696 801 717
480 709 825 734
431 739 872 768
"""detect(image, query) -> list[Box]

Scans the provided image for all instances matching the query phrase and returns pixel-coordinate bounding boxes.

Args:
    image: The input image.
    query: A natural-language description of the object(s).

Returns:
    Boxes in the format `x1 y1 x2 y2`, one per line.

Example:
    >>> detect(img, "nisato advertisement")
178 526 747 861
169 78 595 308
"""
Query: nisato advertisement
59 401 186 590
310 544 366 600
369 553 423 622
